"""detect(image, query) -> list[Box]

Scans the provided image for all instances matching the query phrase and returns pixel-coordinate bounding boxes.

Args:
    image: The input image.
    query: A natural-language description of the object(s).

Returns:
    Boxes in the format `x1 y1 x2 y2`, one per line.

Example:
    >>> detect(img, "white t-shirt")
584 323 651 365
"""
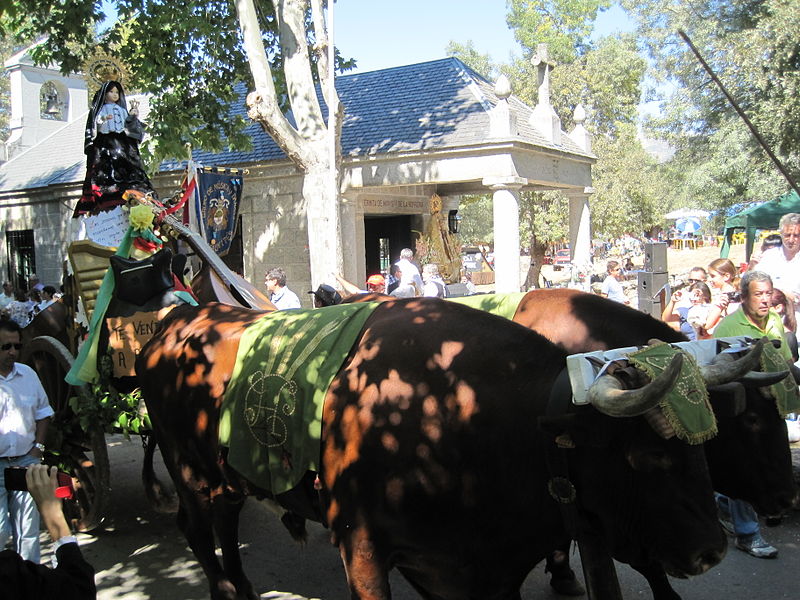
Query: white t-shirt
395 259 423 295
601 275 627 304
0 363 54 457
757 247 800 298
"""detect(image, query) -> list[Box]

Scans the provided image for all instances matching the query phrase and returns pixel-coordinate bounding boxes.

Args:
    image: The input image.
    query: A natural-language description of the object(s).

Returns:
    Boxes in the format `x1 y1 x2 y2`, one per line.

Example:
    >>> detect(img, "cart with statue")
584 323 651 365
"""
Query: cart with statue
19 186 273 531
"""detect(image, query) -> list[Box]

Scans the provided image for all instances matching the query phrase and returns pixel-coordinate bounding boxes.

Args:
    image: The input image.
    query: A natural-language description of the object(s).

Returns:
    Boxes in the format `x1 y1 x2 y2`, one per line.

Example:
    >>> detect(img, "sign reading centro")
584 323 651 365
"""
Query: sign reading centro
106 309 165 378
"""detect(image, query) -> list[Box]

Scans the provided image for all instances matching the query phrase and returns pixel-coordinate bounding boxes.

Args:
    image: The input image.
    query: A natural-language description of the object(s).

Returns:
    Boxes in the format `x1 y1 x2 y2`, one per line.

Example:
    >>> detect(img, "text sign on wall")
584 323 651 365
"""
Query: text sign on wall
106 310 162 378
362 197 426 214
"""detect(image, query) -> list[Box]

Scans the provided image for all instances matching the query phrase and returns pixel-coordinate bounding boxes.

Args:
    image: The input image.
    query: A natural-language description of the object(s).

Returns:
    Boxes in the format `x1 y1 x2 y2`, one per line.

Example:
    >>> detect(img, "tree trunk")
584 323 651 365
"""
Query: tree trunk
303 155 344 285
524 239 548 289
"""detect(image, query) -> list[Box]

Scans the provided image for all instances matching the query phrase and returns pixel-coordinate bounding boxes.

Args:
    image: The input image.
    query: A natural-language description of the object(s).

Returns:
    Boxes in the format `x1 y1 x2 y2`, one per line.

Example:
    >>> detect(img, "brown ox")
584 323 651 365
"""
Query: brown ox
136 298 762 600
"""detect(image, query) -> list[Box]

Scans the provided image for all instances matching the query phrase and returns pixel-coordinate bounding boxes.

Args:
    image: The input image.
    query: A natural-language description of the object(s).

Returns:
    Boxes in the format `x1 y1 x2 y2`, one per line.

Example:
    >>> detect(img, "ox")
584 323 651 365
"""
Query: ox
511 288 796 598
136 298 761 600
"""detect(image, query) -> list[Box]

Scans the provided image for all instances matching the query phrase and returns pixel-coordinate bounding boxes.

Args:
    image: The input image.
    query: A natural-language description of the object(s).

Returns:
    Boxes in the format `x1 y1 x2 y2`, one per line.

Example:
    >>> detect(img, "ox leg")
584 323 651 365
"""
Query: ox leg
176 501 240 600
545 547 586 596
213 492 258 600
630 562 681 600
339 525 391 599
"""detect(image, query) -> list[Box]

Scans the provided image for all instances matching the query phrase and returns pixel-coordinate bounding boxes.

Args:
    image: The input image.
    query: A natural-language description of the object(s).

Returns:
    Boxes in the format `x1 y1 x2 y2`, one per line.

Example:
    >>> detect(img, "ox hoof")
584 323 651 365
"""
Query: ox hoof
547 567 586 596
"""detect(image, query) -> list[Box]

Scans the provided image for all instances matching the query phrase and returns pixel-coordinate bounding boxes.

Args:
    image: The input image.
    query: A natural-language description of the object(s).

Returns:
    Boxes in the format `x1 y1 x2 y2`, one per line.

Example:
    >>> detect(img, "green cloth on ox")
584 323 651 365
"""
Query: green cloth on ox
448 292 527 320
759 342 800 416
627 342 717 445
220 302 378 495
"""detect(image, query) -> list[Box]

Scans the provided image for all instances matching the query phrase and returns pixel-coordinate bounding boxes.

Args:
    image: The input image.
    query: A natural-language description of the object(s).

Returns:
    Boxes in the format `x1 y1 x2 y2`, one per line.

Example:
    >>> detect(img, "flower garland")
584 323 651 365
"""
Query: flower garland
127 203 163 253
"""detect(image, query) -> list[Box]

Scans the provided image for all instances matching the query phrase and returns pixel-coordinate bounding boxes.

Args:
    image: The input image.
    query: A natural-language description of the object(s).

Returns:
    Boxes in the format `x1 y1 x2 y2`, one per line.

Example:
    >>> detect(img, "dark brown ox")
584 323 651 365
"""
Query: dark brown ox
511 288 796 599
137 299 735 600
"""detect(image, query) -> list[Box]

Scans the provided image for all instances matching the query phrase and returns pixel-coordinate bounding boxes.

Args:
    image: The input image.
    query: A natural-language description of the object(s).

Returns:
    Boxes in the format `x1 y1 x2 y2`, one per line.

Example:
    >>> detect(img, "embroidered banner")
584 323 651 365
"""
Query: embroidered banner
195 166 243 256
219 303 378 495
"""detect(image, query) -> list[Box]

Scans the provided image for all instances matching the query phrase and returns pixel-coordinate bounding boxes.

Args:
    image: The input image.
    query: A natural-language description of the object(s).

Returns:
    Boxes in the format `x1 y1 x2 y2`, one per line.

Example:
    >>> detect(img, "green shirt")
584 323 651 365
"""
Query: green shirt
713 307 792 362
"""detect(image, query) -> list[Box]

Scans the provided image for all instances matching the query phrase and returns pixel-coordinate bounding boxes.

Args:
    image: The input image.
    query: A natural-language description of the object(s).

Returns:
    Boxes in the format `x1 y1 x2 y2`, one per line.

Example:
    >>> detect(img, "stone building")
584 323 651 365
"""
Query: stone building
0 48 594 303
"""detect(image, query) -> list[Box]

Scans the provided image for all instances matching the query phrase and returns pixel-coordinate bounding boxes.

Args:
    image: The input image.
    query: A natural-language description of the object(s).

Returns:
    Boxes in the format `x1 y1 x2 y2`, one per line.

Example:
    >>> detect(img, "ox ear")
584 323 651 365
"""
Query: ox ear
707 382 746 418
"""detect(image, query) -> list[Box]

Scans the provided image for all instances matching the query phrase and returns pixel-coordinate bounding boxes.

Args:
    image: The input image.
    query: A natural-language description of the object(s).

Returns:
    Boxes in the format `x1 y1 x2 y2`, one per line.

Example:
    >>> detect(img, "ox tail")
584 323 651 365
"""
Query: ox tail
142 434 179 513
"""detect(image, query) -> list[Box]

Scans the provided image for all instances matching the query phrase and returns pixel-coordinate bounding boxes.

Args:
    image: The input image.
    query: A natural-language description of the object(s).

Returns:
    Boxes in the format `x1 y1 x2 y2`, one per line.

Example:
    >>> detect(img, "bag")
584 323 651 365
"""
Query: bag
110 248 174 306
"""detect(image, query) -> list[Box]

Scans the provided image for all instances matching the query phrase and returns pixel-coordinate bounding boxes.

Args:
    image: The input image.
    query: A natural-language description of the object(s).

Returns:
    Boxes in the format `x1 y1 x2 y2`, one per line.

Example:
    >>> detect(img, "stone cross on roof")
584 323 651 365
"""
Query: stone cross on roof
532 43 556 107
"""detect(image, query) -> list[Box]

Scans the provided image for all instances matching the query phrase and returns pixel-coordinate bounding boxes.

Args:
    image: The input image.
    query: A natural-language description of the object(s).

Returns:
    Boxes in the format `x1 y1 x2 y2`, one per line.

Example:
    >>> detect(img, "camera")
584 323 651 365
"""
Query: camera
726 291 742 303
4 467 74 499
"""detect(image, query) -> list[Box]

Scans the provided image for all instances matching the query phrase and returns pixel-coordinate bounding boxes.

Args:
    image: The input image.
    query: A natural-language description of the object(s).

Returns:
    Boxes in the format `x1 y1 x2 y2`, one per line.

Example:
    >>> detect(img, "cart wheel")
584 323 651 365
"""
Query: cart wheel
21 336 111 531
59 422 111 532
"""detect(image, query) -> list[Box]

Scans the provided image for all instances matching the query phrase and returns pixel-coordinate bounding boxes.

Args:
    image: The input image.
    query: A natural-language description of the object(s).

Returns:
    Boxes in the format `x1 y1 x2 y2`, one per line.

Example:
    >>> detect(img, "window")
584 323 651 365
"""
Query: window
6 230 36 291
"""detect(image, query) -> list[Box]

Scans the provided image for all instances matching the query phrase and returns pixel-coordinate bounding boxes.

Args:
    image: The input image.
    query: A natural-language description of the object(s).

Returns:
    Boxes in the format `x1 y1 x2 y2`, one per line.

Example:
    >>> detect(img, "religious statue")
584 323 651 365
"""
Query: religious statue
423 194 462 283
74 79 157 216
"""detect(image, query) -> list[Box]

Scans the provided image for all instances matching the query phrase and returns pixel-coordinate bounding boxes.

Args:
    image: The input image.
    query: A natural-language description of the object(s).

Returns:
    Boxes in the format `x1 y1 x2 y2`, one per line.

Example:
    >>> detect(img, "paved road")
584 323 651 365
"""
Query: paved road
55 436 800 599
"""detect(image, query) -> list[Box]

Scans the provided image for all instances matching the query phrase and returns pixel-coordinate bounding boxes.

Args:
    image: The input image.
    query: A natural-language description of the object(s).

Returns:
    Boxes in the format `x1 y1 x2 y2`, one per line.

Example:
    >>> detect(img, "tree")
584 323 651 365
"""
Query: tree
622 0 800 207
1 0 355 285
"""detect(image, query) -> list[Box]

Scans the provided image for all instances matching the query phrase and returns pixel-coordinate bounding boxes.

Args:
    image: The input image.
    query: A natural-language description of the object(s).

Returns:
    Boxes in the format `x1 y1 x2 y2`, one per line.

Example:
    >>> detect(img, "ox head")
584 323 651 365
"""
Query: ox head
546 341 769 578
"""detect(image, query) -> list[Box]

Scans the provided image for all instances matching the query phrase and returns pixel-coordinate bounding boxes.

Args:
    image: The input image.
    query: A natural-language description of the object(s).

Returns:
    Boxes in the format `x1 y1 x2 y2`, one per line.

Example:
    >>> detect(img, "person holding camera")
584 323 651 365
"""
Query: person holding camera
0 319 53 563
706 258 741 333
1 465 96 599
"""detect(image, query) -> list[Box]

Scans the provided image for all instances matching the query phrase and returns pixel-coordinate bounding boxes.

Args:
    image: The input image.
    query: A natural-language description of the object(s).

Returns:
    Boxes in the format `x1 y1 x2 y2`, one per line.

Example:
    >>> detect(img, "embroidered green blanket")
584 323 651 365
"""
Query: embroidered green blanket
219 303 378 495
449 292 527 321
628 342 716 444
759 342 800 416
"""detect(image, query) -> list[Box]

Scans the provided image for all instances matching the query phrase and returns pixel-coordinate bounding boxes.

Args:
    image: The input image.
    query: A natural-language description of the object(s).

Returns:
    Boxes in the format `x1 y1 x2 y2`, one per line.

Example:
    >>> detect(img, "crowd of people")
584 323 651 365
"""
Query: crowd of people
0 276 60 329
264 247 476 311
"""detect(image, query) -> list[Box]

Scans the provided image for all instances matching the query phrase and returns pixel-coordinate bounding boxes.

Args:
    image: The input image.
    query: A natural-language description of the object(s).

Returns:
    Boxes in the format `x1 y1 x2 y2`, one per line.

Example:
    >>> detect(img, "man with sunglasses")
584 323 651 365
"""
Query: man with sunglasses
0 320 53 563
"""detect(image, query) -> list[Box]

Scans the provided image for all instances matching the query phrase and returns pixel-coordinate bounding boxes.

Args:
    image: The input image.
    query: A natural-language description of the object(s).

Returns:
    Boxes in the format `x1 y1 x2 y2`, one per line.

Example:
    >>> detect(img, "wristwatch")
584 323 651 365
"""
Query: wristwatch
34 442 45 452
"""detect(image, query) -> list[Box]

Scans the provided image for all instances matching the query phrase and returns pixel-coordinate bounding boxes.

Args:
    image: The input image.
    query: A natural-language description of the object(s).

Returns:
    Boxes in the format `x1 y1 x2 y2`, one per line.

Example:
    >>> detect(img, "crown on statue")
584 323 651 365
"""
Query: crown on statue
82 49 134 99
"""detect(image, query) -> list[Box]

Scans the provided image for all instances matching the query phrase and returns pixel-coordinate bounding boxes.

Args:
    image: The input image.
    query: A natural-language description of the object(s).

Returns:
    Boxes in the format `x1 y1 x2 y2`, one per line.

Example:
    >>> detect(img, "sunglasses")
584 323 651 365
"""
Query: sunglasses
0 343 22 351
687 278 703 283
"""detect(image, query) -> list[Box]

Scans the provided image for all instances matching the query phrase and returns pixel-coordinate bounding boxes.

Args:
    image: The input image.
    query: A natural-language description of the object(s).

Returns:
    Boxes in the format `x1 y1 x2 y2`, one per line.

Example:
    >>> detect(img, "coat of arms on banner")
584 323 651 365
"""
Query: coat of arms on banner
197 169 243 255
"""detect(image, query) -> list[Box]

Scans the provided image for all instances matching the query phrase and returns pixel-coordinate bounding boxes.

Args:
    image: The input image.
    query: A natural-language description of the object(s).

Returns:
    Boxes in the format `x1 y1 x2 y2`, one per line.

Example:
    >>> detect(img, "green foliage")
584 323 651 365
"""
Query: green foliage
623 0 800 205
445 40 501 80
591 123 667 237
457 194 494 245
507 0 612 63
1 0 355 166
67 352 150 441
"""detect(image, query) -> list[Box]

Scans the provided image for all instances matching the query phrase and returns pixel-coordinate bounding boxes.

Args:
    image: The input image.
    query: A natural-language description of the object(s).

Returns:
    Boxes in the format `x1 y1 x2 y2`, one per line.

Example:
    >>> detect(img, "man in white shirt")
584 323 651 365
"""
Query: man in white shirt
394 248 423 297
0 319 53 563
264 267 302 310
752 213 800 317
600 260 629 304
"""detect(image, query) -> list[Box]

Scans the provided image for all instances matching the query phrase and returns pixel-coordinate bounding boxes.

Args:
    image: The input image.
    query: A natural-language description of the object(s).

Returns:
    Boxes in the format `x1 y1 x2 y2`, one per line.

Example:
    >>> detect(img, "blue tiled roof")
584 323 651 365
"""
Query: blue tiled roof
2 57 590 191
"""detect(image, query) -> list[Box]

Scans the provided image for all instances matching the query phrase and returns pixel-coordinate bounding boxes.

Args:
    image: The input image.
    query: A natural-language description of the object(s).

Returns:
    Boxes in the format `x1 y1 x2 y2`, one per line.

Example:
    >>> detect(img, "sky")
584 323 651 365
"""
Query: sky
333 0 635 75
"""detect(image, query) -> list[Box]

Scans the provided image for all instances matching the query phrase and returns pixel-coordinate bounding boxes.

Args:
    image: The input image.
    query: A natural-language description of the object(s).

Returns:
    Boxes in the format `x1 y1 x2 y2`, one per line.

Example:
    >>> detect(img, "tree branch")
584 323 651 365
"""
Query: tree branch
234 0 308 169
275 0 327 152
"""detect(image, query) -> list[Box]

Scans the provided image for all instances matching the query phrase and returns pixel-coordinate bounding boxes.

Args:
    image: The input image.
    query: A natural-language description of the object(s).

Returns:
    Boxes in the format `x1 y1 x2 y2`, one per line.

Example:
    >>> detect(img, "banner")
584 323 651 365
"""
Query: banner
194 166 244 256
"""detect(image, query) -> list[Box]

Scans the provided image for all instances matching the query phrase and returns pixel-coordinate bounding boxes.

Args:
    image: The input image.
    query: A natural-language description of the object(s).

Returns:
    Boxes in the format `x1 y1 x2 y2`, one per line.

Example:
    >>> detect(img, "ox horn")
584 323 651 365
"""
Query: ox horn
699 337 767 386
790 363 800 385
587 353 684 417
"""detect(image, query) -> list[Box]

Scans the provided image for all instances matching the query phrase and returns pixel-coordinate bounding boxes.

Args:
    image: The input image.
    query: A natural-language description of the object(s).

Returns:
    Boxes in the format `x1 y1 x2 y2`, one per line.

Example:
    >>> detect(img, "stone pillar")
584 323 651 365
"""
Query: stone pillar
483 176 526 293
568 188 594 291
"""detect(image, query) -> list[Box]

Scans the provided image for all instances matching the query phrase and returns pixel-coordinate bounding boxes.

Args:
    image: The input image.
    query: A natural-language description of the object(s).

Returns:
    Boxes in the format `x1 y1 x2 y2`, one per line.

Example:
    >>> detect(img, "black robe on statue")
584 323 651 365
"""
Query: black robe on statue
75 80 157 216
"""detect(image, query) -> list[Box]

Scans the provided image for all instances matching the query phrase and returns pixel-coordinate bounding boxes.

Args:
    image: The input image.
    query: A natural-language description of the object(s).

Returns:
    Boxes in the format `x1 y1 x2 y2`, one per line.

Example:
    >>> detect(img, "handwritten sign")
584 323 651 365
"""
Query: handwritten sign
83 206 130 247
106 309 164 378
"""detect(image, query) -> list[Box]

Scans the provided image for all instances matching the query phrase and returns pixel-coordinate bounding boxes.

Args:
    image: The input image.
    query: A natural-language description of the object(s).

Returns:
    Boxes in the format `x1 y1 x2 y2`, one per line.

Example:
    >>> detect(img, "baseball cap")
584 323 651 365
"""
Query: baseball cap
366 274 385 286
307 284 342 306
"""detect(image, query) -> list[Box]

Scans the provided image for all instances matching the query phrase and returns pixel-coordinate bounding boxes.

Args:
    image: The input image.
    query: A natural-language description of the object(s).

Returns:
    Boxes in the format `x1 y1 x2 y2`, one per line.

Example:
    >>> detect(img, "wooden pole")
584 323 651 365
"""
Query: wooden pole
678 30 800 198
